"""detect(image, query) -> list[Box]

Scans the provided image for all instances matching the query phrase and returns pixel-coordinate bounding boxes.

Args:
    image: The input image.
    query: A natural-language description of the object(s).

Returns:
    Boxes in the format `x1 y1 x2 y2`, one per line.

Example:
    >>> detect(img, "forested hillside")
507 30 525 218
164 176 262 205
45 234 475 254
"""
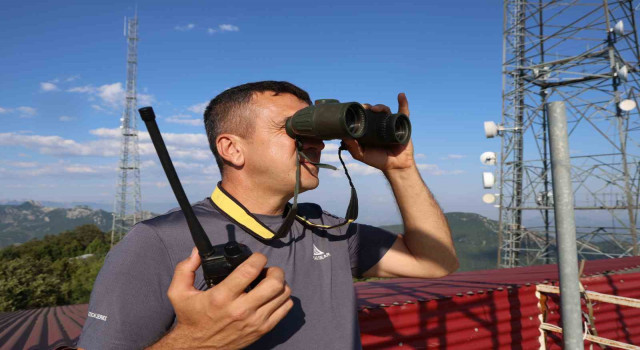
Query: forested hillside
0 225 109 312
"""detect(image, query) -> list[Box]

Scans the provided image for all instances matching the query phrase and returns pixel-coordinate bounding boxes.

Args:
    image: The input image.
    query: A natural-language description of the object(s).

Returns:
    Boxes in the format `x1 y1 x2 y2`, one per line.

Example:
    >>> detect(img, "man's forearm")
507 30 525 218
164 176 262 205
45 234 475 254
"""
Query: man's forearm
384 165 459 275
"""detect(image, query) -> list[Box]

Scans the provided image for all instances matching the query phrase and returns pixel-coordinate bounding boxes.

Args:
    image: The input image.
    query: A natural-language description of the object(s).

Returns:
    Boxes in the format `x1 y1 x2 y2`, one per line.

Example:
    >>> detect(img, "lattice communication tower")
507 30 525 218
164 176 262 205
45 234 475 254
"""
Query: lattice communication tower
111 14 143 246
493 0 640 267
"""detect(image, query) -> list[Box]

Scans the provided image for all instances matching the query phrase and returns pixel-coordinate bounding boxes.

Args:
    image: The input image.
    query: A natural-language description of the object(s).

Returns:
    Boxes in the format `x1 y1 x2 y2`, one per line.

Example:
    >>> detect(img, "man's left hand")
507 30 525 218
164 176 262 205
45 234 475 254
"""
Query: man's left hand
342 93 415 173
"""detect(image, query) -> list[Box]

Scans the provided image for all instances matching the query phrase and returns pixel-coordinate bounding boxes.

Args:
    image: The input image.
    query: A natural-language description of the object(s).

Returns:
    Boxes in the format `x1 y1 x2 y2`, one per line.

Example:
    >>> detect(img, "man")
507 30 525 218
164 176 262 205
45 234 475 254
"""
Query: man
78 81 458 349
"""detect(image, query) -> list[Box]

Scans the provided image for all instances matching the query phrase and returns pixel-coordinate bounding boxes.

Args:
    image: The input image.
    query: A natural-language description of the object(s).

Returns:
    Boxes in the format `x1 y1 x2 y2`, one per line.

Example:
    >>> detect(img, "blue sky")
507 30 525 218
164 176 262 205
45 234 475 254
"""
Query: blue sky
0 0 504 225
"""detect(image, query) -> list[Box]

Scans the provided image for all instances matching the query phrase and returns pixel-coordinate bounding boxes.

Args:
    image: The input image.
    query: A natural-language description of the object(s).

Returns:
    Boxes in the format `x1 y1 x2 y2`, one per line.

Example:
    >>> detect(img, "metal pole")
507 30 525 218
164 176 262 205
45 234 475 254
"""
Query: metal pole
547 101 584 350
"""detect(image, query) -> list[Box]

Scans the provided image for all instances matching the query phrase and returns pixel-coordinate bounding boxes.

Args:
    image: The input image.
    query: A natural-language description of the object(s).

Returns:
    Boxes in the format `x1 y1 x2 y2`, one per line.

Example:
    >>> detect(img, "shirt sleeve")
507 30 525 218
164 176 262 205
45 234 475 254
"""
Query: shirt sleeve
347 223 398 278
77 223 176 350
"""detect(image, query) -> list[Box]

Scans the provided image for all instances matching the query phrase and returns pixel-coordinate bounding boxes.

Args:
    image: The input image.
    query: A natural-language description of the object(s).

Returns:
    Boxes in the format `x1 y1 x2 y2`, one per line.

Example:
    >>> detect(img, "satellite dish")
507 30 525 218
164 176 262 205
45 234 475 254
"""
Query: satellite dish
480 151 497 165
620 99 637 111
614 20 625 36
618 65 629 81
482 172 495 189
484 121 499 138
482 193 496 204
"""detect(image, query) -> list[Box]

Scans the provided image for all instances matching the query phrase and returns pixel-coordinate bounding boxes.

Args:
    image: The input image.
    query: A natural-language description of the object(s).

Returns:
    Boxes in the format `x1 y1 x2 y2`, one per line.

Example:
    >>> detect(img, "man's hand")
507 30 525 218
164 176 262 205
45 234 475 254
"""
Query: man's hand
342 93 415 174
148 248 293 350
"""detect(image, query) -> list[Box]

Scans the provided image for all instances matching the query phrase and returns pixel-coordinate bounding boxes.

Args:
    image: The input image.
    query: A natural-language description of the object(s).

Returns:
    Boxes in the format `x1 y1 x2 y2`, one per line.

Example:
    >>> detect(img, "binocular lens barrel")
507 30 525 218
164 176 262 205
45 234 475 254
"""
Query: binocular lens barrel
345 105 366 137
285 100 411 146
394 114 411 144
286 101 366 140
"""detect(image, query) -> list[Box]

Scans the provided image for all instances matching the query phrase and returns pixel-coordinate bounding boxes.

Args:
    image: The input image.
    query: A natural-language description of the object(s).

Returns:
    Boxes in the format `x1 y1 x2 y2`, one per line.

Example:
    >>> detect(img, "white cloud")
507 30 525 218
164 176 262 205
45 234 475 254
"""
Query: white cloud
188 101 208 114
1 160 116 177
97 82 124 107
91 104 108 113
208 24 240 34
64 165 97 174
323 143 340 152
166 114 202 126
320 152 351 163
415 153 426 159
65 75 80 82
443 154 465 160
8 161 38 168
330 162 380 177
68 85 95 93
0 106 37 117
219 24 239 32
68 82 154 111
40 82 59 92
59 116 74 122
90 127 207 147
175 23 195 31
16 106 37 118
417 163 464 176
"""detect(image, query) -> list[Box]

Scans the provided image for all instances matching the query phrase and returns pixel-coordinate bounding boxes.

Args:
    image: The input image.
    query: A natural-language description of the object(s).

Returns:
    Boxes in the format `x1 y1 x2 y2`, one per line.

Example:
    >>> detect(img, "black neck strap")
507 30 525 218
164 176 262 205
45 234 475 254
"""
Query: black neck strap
209 140 358 241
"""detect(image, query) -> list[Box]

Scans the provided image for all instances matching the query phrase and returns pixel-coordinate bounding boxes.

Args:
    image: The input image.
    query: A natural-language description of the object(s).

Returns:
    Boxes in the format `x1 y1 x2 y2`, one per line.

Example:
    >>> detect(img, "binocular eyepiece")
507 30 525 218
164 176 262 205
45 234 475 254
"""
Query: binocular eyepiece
285 99 411 146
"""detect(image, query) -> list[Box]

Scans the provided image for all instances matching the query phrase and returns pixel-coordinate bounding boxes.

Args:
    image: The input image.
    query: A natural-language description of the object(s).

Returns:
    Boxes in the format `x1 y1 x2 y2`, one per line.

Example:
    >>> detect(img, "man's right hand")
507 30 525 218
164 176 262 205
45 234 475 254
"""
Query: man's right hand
147 247 293 350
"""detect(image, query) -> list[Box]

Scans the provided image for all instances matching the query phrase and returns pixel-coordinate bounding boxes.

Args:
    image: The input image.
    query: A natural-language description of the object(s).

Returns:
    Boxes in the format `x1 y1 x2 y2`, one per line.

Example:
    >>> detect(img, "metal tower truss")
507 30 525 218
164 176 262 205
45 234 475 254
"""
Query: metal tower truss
111 14 142 246
498 0 640 267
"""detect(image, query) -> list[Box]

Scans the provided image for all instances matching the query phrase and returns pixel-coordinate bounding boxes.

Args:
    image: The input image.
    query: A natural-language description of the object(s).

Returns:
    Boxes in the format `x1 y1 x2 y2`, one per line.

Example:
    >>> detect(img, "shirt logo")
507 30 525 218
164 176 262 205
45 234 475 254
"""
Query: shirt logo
88 311 108 321
313 244 331 261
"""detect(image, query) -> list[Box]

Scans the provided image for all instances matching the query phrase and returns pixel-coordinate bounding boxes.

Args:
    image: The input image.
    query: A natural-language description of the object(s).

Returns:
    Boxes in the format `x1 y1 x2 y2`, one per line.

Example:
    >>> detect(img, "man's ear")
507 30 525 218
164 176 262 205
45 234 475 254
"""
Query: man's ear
216 134 245 167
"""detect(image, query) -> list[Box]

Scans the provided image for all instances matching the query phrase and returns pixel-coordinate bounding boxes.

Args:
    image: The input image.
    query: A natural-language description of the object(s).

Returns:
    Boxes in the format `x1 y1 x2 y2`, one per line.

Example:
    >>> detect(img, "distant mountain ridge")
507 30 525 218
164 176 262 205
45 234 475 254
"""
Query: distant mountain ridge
0 202 502 271
0 201 113 248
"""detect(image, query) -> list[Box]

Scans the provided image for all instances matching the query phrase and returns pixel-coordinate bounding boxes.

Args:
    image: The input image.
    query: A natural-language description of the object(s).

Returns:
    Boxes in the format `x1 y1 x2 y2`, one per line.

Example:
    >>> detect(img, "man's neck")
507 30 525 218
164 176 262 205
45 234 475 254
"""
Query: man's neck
219 177 290 216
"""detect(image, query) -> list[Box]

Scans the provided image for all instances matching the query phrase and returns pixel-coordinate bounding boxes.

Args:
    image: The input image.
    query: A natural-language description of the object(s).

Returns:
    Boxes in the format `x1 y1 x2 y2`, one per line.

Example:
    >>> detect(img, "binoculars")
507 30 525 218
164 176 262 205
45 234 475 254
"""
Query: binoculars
285 99 411 147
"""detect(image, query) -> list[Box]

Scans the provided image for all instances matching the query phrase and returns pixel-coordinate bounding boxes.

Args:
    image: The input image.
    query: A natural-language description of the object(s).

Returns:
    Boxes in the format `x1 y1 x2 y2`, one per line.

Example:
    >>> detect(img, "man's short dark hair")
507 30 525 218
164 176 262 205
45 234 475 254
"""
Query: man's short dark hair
204 81 312 174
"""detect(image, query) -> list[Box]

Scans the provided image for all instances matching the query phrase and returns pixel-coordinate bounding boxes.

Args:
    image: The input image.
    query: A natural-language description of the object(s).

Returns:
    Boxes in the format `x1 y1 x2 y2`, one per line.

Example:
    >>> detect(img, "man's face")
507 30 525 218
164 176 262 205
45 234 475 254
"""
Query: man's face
242 92 325 196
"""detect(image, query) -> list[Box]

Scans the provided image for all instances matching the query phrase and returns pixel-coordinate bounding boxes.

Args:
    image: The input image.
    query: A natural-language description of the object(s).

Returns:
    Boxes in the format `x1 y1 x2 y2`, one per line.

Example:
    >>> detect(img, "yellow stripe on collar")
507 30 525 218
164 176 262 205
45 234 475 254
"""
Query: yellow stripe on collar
211 186 276 240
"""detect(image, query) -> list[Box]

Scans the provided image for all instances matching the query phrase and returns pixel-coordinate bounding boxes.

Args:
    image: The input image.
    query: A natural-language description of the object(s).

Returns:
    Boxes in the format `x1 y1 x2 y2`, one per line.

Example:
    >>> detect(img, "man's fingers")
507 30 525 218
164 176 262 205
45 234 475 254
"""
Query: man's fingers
342 138 364 160
372 104 391 114
168 247 201 297
241 266 287 310
255 282 292 319
397 92 410 117
215 252 268 299
262 297 294 332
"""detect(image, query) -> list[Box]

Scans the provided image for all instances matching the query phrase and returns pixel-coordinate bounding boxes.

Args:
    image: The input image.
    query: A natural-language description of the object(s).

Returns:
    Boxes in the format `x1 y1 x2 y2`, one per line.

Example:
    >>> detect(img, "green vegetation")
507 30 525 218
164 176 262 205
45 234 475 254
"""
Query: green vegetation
0 224 109 312
0 212 502 310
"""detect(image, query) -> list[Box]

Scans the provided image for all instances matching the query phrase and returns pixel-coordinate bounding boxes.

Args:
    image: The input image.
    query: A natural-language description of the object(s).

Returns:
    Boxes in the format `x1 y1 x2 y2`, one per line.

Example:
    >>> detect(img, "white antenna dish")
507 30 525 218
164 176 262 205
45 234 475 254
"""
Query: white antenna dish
620 99 637 111
482 193 496 204
480 151 497 165
482 172 495 189
484 121 499 138
614 20 625 36
618 65 629 81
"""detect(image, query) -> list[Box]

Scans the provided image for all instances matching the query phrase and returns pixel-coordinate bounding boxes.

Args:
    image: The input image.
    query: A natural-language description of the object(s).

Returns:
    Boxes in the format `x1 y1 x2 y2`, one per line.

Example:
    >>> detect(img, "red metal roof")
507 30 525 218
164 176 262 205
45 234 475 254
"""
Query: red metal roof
356 256 640 308
1 256 639 349
0 304 87 349
356 256 640 349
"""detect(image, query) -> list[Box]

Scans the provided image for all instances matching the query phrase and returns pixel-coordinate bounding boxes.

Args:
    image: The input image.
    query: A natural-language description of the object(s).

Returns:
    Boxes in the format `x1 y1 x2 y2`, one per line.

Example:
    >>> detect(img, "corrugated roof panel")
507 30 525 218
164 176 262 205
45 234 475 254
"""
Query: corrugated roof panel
0 304 87 349
356 257 640 349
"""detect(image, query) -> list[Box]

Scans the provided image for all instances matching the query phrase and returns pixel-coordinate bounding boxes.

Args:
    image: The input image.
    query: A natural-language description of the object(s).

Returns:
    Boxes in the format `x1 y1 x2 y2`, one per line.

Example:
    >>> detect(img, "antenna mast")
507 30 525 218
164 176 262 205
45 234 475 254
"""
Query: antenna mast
111 13 143 246
492 0 640 267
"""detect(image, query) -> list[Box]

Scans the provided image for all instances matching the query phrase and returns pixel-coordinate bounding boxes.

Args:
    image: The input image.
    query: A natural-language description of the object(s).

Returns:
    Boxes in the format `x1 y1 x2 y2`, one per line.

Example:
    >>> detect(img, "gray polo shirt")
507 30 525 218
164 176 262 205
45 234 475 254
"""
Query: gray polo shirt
78 198 397 349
